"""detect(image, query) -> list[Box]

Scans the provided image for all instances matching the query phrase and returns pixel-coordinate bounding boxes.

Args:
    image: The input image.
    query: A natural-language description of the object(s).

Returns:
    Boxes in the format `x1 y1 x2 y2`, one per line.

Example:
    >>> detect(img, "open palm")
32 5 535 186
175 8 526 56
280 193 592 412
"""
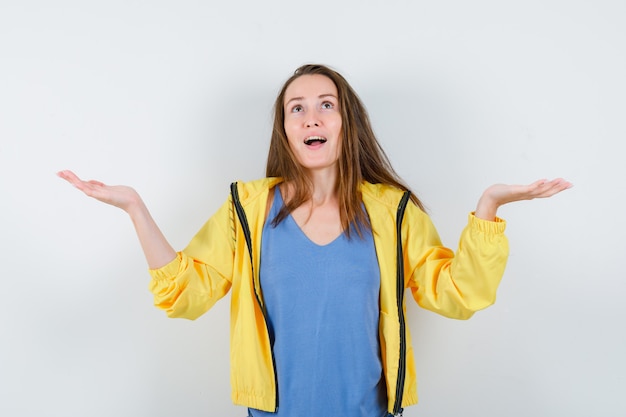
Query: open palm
485 178 572 206
57 170 140 212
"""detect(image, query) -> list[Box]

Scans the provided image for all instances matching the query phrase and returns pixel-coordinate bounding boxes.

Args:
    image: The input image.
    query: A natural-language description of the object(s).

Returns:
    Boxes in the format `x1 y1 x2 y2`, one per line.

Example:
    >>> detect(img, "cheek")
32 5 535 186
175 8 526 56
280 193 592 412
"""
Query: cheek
284 116 300 134
284 127 298 148
283 121 296 142
331 115 343 134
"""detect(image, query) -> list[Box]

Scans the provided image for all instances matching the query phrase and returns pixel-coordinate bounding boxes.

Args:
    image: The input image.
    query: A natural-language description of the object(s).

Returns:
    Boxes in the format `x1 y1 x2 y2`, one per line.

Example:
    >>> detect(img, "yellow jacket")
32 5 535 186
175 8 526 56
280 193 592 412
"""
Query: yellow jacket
148 178 509 415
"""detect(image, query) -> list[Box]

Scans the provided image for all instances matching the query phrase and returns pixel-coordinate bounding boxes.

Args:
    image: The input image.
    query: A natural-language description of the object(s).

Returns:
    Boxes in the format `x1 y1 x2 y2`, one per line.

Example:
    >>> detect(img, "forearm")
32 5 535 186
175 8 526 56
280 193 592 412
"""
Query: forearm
126 200 177 269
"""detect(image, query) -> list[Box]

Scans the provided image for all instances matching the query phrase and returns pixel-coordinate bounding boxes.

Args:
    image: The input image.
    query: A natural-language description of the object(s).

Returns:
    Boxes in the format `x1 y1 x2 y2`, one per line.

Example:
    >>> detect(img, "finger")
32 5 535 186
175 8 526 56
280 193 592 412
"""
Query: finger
527 178 548 190
57 170 84 187
552 178 573 189
535 178 573 198
547 179 573 196
57 170 77 181
544 178 572 190
530 178 567 189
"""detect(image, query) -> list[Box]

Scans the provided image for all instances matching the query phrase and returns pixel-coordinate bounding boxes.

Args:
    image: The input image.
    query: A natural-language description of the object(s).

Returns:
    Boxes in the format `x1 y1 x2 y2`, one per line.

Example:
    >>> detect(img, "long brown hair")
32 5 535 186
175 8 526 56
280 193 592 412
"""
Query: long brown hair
266 64 424 237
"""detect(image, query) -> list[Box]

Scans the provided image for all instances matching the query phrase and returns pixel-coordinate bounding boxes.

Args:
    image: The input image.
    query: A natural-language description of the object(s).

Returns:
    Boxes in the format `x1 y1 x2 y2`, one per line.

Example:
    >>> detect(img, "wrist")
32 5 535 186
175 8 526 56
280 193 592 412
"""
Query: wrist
475 193 500 221
124 194 148 219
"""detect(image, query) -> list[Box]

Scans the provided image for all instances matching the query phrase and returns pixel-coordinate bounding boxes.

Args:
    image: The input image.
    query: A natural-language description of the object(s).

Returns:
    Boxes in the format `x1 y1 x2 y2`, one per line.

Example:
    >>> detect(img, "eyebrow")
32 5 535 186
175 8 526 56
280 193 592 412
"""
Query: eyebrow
284 94 338 107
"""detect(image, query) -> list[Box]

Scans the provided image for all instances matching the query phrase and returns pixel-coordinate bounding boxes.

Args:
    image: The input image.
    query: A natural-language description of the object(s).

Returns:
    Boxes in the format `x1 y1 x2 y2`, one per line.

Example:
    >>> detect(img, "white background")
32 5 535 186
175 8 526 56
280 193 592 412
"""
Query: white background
1 1 624 416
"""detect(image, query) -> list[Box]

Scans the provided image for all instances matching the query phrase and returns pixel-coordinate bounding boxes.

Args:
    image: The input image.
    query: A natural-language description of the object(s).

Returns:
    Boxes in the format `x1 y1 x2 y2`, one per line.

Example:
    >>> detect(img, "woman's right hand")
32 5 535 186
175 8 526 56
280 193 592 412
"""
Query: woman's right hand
57 170 177 269
57 170 142 213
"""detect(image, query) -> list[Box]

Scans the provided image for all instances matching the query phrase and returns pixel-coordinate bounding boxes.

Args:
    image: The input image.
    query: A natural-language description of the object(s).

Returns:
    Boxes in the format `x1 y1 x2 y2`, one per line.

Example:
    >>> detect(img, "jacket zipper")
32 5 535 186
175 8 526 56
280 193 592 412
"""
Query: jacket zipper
392 191 411 416
230 182 279 411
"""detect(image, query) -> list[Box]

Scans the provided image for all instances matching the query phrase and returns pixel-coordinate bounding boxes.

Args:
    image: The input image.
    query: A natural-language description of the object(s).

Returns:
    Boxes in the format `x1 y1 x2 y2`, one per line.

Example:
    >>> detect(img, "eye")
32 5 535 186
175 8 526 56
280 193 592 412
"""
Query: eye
321 101 334 110
291 105 303 113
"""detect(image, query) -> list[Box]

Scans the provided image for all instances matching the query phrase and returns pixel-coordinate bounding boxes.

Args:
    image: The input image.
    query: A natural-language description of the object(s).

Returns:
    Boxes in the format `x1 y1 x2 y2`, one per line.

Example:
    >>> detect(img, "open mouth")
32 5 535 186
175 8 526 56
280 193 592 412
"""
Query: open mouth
304 136 327 145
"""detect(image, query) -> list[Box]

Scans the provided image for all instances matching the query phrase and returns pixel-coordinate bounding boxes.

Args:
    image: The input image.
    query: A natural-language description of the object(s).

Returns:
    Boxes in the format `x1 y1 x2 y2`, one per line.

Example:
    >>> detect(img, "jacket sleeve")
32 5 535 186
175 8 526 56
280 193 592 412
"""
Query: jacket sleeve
147 199 235 320
404 205 509 320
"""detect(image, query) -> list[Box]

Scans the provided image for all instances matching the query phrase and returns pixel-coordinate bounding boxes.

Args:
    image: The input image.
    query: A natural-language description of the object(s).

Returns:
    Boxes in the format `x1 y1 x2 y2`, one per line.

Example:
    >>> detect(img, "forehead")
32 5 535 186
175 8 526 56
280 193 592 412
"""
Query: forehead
284 74 338 104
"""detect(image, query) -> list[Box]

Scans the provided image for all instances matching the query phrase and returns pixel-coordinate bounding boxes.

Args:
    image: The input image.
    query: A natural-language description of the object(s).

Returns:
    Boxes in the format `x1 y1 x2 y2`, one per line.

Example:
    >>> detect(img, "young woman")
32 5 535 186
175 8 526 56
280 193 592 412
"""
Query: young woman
58 64 571 417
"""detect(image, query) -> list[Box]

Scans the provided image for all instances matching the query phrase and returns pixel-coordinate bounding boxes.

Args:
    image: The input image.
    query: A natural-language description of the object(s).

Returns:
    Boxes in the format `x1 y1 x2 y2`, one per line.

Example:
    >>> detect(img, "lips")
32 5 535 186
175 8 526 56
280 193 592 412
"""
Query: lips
304 136 327 145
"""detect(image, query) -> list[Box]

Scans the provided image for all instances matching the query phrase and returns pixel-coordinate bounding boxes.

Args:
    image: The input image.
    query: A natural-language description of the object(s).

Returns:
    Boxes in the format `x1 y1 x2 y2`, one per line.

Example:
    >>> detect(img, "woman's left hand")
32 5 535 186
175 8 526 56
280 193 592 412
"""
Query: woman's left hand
475 178 573 220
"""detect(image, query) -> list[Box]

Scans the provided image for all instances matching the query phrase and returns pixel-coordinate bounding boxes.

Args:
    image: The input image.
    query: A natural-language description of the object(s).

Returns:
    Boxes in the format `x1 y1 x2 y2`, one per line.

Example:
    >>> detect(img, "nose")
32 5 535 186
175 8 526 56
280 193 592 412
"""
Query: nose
305 110 321 128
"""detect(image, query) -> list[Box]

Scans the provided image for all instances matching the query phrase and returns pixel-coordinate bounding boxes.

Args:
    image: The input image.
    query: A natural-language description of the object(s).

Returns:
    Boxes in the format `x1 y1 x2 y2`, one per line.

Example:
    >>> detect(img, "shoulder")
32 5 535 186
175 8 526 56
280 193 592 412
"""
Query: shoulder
231 177 282 205
361 182 427 225
360 181 407 209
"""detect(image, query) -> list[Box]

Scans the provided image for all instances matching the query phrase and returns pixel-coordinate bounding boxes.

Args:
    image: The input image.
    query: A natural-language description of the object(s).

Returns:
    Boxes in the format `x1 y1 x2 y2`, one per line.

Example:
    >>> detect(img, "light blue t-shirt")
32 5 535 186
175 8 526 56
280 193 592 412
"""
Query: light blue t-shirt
249 188 387 417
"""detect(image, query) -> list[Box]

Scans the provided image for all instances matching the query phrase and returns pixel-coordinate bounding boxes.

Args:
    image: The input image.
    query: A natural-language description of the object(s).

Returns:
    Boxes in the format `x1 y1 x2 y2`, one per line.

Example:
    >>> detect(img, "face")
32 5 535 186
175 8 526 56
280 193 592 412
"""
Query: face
283 74 342 175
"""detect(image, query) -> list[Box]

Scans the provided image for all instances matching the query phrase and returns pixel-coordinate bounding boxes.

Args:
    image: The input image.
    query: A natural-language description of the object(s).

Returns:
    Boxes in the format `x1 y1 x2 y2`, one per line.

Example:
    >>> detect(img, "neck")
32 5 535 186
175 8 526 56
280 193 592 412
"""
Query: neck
282 167 338 206
307 168 338 205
